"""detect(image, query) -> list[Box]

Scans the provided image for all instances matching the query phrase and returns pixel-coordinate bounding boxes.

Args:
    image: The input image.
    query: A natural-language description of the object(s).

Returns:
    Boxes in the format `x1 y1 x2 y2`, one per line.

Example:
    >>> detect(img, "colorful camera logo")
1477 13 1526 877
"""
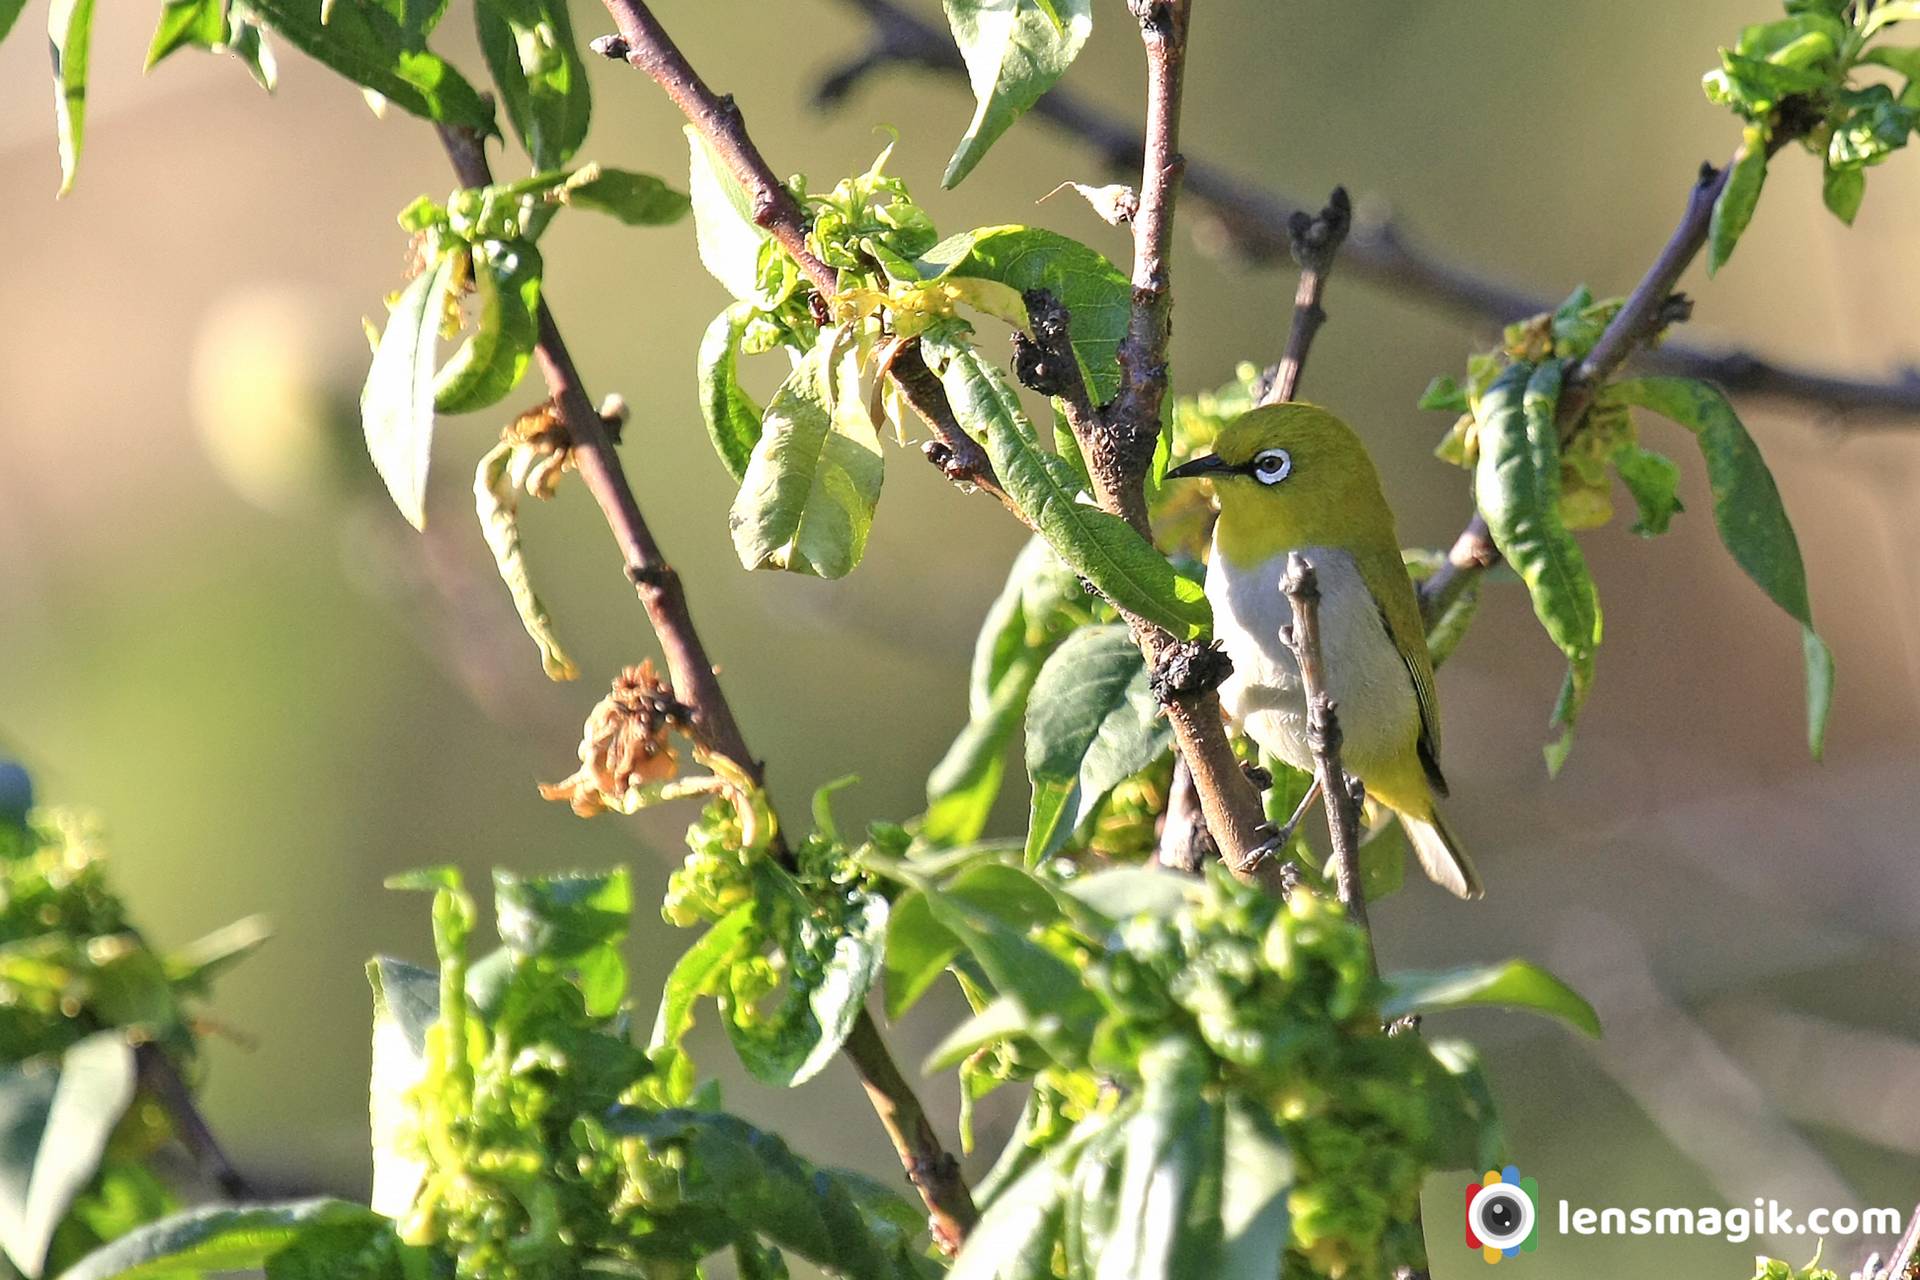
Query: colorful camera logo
1465 1166 1539 1263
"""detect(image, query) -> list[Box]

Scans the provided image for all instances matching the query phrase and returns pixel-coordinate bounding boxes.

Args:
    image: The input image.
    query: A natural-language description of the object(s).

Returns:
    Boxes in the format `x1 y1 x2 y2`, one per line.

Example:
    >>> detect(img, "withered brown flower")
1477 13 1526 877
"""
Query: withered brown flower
539 661 682 817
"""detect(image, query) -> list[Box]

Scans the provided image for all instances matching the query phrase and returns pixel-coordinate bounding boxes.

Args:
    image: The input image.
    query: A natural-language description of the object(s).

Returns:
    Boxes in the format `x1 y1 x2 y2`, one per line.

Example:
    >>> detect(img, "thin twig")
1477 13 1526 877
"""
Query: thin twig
1875 1203 1920 1280
819 0 1920 420
1279 554 1371 944
1260 187 1352 407
134 1043 251 1199
442 121 974 1255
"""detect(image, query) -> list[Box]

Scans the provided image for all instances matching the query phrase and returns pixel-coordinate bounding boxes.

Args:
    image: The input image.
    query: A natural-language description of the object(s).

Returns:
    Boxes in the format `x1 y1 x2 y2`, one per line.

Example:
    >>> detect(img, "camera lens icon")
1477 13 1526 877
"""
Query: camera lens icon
1465 1166 1539 1263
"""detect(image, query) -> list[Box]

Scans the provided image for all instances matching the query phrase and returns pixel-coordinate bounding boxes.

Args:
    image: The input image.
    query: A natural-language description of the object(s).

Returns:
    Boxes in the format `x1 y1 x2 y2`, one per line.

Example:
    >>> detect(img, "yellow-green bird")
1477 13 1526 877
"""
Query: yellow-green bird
1166 403 1483 899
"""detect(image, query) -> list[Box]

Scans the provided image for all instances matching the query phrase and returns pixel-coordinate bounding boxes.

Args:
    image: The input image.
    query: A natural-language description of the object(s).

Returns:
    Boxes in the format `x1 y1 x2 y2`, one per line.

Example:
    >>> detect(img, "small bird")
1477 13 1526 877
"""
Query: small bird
1166 403 1483 899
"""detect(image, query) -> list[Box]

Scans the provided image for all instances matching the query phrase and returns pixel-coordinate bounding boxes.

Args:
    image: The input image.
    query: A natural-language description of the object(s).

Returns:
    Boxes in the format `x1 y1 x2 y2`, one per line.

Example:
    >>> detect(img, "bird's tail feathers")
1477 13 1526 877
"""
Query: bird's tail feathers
1402 806 1483 900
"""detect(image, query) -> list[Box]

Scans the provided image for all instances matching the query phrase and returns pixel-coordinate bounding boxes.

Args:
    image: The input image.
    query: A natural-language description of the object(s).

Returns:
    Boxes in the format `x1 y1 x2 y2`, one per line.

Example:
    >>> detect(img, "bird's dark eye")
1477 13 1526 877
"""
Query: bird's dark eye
1251 448 1293 485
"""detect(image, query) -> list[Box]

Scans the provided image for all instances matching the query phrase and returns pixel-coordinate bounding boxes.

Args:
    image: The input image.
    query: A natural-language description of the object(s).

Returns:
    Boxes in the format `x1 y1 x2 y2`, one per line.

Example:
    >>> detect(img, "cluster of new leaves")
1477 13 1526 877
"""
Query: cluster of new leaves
1420 287 1832 772
874 859 1597 1280
0 780 263 1280
1703 0 1920 260
64 866 932 1280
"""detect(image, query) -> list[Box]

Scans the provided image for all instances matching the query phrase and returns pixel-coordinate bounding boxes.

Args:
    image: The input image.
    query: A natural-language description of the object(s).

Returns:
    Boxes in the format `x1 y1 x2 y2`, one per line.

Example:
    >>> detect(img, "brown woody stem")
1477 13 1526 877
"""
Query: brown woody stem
439 116 977 1252
1261 187 1352 408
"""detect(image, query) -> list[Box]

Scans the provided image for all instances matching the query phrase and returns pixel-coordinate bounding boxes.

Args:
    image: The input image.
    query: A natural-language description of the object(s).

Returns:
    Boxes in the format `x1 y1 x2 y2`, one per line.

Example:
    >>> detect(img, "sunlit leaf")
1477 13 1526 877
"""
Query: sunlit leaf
1708 128 1769 275
48 0 95 196
729 327 884 579
362 254 456 529
56 1200 387 1280
0 1033 137 1278
698 304 763 481
1610 443 1683 537
940 0 1092 188
1382 959 1601 1038
144 0 224 70
924 332 1208 638
475 0 588 170
435 239 542 414
245 0 493 129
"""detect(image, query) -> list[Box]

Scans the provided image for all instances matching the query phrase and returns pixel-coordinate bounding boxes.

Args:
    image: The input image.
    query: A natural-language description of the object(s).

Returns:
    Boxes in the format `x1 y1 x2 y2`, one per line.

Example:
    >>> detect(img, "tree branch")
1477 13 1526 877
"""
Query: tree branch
1260 187 1351 407
1279 555 1369 941
820 0 1920 420
438 118 977 1253
134 1043 251 1199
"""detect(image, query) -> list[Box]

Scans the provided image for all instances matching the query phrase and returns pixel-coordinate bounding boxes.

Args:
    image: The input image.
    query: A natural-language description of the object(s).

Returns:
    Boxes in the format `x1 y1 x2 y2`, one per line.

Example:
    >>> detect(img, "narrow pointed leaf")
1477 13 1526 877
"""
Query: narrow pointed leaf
49 0 95 196
1 1033 137 1278
925 333 1208 638
698 303 763 481
56 1200 386 1280
1382 959 1601 1037
1708 129 1769 275
145 0 225 70
475 0 589 171
435 239 542 414
243 0 493 129
1605 376 1833 758
362 254 456 528
940 0 1091 188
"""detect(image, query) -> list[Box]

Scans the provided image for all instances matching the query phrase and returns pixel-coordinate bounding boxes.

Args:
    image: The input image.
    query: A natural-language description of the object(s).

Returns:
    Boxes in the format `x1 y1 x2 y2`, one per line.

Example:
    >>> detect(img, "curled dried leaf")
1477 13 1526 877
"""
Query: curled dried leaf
476 400 581 680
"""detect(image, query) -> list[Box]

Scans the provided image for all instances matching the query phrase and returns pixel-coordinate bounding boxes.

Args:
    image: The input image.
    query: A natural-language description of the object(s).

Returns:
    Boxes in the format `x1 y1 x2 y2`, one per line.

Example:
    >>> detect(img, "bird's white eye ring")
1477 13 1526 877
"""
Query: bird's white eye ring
1251 448 1292 485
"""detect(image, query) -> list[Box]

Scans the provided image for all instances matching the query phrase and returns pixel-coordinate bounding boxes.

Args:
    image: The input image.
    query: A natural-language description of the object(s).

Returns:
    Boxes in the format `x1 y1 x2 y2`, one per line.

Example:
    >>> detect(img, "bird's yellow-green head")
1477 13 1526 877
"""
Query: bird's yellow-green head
1166 403 1400 566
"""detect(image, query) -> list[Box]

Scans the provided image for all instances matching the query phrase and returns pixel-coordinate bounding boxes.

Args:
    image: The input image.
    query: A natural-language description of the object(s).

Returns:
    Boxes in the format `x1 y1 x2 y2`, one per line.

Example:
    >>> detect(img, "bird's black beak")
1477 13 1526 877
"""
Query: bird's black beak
1165 454 1230 480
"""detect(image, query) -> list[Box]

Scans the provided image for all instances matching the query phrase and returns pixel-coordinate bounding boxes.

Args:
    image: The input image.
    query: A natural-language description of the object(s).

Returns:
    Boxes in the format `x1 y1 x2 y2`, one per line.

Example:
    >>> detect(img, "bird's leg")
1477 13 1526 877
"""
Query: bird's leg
1243 777 1323 869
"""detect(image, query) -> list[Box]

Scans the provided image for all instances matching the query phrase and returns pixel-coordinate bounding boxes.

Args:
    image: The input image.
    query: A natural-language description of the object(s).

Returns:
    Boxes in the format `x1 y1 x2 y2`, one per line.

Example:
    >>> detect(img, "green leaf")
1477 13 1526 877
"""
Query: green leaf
0 1033 137 1278
918 876 1099 1069
1215 1098 1292 1280
1417 374 1470 414
924 332 1209 638
558 165 691 226
729 328 884 579
245 0 493 129
165 914 272 990
1822 164 1866 223
475 0 588 171
48 0 95 196
686 125 772 304
55 1201 387 1280
492 867 631 1017
1604 376 1833 758
924 995 1031 1071
698 304 763 481
1474 360 1601 770
366 957 435 1217
145 0 225 70
880 890 953 1019
435 238 542 414
940 0 1092 188
948 1132 1074 1280
1861 45 1920 79
1098 1038 1222 1280
601 1109 924 1280
1862 1 1920 37
475 437 579 680
226 5 280 91
1023 625 1170 863
724 864 889 1087
362 254 456 529
648 904 756 1101
0 0 27 45
1610 444 1683 537
1382 959 1602 1038
925 536 1087 846
1708 129 1769 276
1059 865 1201 922
922 227 1130 401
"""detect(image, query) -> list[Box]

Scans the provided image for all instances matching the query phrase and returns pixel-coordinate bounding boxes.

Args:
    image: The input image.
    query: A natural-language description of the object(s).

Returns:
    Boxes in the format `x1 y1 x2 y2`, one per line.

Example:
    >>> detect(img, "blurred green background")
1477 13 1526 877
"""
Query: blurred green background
3 2 1919 1274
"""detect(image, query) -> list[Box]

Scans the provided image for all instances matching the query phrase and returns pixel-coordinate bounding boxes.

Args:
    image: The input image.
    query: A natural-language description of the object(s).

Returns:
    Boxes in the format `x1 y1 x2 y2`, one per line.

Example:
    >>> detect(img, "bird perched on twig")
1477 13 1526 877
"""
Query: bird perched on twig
1167 404 1483 899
